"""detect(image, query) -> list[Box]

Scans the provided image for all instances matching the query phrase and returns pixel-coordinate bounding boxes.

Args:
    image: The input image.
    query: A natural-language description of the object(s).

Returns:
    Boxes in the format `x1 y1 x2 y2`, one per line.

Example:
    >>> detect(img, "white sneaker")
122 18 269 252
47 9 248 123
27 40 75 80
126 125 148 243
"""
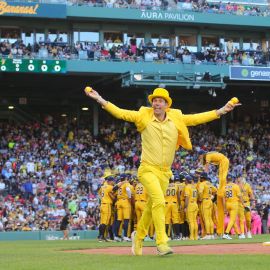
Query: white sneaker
239 234 246 239
247 231 252 239
123 236 131 242
211 235 215 240
114 236 122 242
222 234 232 240
201 235 211 240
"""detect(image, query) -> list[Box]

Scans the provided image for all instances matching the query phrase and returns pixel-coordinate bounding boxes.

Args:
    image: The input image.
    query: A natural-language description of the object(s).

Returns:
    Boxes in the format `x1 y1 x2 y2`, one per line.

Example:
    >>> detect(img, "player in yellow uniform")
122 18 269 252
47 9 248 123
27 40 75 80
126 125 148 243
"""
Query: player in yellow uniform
134 181 148 224
241 176 254 238
174 173 186 239
128 175 136 238
98 175 115 242
199 172 217 240
196 170 206 238
113 174 132 241
165 176 180 239
199 151 229 236
222 175 244 240
178 172 189 239
211 193 218 232
85 87 240 255
237 174 254 238
184 175 199 240
234 175 246 239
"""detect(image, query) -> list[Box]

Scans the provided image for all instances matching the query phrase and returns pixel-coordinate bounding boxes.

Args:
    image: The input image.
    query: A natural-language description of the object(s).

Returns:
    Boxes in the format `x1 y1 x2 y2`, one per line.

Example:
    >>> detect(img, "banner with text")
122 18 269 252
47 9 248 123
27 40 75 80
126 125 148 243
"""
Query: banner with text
229 65 270 81
0 58 66 74
0 1 66 18
67 7 270 28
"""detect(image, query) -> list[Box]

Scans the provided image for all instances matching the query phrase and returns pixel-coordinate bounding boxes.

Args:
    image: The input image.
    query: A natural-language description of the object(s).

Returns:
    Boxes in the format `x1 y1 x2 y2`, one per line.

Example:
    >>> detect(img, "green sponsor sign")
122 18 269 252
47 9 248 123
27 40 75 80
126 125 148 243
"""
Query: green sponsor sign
0 58 66 73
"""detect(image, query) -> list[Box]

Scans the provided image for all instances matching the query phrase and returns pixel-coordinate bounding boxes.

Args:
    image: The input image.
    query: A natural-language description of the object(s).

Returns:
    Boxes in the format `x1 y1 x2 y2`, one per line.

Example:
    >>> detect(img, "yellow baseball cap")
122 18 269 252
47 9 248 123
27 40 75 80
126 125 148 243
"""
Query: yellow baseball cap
148 88 172 108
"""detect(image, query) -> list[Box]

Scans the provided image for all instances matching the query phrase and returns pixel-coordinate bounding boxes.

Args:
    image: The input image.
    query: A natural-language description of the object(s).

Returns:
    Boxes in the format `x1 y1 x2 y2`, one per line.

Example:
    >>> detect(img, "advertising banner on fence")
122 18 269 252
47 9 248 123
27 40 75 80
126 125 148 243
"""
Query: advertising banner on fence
229 65 270 81
0 1 66 18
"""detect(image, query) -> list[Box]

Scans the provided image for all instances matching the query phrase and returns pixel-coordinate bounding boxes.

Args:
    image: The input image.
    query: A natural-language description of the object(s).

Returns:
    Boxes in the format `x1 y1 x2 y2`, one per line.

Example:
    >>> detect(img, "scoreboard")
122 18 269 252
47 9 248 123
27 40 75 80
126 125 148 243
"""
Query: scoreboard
0 58 66 74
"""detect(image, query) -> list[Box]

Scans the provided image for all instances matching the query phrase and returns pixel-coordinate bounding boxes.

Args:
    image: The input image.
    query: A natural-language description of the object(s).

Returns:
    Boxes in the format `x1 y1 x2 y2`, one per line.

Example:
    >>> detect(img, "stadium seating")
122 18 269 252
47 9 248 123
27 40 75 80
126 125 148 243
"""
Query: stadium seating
0 118 268 232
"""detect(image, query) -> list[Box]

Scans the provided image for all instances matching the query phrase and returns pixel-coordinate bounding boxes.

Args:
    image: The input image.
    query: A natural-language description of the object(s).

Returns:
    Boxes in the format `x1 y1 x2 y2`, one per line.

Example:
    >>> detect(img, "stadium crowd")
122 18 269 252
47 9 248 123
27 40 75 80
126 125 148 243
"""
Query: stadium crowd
68 0 270 17
0 114 269 233
1 37 269 66
6 0 270 16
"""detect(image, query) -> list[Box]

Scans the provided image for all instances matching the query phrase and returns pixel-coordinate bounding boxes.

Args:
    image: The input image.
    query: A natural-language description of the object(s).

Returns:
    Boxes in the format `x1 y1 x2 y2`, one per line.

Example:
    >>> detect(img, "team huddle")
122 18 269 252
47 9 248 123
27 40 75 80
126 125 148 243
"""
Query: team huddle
98 151 254 242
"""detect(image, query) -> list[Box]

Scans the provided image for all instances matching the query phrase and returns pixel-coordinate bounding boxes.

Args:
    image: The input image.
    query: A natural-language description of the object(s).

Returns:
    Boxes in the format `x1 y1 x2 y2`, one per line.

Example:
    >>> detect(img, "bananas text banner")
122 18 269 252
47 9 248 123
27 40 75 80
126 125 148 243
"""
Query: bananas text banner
0 1 66 18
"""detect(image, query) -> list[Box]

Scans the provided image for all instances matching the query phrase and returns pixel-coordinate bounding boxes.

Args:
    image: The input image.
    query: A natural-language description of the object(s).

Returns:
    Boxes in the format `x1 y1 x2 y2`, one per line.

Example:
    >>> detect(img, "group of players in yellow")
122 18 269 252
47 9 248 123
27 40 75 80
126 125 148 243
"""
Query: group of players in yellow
98 151 254 242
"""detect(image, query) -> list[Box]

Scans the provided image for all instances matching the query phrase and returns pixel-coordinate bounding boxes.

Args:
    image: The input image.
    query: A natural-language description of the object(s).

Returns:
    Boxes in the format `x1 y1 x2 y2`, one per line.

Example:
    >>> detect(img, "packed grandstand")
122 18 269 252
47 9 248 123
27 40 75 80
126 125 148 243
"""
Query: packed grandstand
0 117 269 233
1 37 269 65
1 1 270 64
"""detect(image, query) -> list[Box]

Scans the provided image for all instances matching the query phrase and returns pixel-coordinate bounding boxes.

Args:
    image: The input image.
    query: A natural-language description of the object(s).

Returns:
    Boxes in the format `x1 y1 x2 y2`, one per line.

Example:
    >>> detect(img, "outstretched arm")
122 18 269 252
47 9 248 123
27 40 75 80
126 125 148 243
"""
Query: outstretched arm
182 100 241 126
84 87 108 107
84 87 140 123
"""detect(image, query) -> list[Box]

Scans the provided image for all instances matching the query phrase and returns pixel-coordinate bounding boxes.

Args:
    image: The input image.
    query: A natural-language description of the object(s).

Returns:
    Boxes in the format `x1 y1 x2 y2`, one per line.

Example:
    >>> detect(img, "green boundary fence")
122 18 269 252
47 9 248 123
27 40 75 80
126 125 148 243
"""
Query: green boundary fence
0 230 98 241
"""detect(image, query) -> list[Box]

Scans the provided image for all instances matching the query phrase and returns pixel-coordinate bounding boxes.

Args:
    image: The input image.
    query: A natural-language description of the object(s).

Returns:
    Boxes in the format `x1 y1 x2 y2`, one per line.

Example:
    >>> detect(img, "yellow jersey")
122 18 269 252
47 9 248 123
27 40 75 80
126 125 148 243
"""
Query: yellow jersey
180 183 186 201
165 182 178 203
176 182 186 201
199 181 217 200
224 183 241 203
197 181 204 201
184 184 198 203
240 182 253 202
99 183 113 204
117 182 131 200
134 183 147 202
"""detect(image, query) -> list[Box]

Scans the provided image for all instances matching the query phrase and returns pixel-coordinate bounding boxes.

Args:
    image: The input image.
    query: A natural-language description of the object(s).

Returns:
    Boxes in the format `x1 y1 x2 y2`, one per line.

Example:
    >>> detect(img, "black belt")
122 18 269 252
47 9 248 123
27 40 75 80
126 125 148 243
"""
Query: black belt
136 200 146 202
165 202 177 204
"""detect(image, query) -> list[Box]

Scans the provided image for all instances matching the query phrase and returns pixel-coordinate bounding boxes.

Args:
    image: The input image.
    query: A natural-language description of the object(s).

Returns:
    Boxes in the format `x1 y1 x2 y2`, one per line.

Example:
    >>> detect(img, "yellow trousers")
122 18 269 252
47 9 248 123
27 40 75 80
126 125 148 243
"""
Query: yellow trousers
179 200 185 224
165 202 180 224
237 204 246 234
216 194 224 235
198 202 206 236
135 200 146 224
116 199 131 220
245 211 251 232
217 156 229 235
187 202 199 240
202 199 214 234
137 163 171 245
225 202 238 234
218 157 229 187
212 202 218 227
100 203 112 225
148 222 155 238
244 202 251 231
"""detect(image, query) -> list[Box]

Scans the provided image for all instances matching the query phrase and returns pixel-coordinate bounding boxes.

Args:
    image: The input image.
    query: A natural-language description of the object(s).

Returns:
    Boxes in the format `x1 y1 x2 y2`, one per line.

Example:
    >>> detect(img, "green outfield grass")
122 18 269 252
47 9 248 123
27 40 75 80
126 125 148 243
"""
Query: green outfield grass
0 235 270 270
